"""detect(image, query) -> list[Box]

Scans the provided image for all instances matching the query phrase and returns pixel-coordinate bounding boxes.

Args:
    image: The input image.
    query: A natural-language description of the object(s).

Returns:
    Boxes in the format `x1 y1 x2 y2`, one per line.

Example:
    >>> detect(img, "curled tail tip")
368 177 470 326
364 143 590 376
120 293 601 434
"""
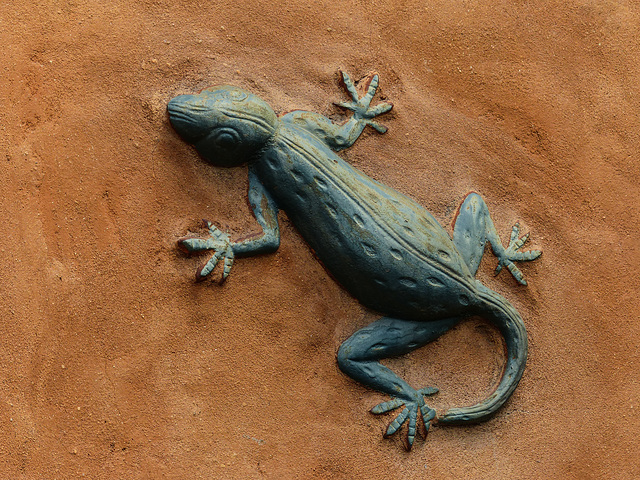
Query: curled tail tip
437 387 516 424
437 411 474 425
438 289 528 425
437 405 497 425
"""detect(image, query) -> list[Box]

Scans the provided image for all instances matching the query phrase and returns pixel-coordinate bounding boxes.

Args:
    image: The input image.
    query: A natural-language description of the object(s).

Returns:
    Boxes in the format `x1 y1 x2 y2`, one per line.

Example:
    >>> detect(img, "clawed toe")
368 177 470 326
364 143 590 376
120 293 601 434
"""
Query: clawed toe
371 388 438 450
177 220 235 282
336 70 392 133
177 235 216 254
495 222 542 285
371 397 404 414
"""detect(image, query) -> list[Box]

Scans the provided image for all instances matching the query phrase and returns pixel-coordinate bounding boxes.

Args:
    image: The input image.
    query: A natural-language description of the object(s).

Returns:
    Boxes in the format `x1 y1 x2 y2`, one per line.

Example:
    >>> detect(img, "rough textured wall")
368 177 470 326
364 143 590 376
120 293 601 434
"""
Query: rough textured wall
1 1 639 478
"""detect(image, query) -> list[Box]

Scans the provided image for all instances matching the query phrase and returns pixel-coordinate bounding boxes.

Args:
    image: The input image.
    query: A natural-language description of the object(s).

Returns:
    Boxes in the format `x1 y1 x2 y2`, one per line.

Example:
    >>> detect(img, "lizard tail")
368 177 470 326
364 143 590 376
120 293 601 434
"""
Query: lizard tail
438 285 528 424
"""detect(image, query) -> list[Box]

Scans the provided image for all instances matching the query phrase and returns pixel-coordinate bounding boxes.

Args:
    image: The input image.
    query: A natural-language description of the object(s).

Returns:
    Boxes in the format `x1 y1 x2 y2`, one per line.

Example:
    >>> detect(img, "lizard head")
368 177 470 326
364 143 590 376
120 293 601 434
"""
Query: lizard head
168 86 277 167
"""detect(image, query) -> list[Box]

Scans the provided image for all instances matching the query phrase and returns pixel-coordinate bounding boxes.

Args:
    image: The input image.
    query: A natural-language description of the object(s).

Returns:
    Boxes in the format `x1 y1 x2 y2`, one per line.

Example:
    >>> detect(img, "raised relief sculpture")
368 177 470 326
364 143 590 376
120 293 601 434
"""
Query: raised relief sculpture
167 71 541 449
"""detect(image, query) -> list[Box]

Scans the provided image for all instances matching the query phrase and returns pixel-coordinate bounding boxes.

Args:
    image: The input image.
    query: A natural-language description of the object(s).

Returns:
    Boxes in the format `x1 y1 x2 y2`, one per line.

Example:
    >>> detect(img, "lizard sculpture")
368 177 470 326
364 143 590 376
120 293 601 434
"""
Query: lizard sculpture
167 71 541 449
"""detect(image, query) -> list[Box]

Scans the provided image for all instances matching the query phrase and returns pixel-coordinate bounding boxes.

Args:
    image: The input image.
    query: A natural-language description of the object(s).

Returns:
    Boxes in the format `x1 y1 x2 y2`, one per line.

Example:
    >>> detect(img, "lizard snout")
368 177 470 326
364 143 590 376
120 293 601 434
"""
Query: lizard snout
167 95 212 142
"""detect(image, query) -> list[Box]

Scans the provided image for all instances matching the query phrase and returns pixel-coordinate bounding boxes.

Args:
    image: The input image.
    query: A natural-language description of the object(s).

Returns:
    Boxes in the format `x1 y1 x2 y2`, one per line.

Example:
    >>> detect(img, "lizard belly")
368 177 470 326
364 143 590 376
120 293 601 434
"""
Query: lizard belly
254 125 478 320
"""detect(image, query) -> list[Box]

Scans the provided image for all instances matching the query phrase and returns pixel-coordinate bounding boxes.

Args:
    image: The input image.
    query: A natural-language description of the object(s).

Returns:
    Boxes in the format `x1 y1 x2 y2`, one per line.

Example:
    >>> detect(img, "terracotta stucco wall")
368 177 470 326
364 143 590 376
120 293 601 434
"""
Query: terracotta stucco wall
1 1 639 478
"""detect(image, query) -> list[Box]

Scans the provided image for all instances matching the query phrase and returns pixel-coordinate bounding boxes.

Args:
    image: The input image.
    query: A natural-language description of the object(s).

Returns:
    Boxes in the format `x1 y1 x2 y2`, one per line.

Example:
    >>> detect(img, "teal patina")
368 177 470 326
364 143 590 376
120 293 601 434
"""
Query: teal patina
168 71 541 449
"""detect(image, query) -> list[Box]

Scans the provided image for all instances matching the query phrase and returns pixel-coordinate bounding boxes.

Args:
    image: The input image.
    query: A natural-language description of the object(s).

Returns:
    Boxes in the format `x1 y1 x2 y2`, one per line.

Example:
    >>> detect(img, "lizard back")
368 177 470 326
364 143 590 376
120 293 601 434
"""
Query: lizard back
253 123 479 320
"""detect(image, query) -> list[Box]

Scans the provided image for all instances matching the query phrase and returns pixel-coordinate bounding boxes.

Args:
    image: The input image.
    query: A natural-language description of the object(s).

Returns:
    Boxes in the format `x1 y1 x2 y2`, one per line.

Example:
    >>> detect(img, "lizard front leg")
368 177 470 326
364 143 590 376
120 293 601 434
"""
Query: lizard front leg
178 168 280 282
280 71 392 151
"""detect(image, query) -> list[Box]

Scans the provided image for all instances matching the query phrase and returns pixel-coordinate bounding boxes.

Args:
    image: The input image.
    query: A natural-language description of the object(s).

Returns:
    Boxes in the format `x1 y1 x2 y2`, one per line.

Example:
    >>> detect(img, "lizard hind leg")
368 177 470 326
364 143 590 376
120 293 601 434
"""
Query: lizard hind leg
452 192 541 284
337 316 460 449
452 193 492 276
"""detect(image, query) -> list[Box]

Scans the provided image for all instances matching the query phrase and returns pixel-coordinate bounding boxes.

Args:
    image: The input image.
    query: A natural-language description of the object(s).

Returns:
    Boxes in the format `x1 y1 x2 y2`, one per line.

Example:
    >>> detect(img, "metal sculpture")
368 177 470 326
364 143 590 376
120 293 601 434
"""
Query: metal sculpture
167 71 541 449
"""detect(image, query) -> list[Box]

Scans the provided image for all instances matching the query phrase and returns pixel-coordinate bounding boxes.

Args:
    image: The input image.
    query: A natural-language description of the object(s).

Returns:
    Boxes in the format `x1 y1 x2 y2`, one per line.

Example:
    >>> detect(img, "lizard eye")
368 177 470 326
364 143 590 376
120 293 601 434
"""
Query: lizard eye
212 128 240 152
227 89 248 102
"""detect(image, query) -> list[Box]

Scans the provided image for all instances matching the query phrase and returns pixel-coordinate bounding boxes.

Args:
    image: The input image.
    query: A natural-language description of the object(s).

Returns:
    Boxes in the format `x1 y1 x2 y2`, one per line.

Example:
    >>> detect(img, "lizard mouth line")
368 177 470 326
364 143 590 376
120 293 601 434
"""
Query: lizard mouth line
167 110 195 124
167 109 209 143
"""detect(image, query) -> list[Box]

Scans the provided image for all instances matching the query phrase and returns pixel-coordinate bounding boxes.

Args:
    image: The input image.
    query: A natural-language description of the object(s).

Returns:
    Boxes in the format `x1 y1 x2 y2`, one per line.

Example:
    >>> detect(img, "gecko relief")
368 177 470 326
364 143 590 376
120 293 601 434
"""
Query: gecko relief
167 71 541 450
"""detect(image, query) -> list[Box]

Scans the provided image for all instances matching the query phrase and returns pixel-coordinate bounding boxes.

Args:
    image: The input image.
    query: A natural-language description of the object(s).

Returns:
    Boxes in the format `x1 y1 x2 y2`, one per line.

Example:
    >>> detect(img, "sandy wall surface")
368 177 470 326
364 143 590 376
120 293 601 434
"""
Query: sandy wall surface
1 1 639 478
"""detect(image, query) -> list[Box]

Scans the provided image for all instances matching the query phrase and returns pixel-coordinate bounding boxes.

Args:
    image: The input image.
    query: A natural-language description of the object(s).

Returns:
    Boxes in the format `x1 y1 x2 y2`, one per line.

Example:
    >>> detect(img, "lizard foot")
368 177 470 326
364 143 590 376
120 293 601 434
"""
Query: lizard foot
177 220 235 282
371 387 438 450
495 222 542 285
335 70 393 133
